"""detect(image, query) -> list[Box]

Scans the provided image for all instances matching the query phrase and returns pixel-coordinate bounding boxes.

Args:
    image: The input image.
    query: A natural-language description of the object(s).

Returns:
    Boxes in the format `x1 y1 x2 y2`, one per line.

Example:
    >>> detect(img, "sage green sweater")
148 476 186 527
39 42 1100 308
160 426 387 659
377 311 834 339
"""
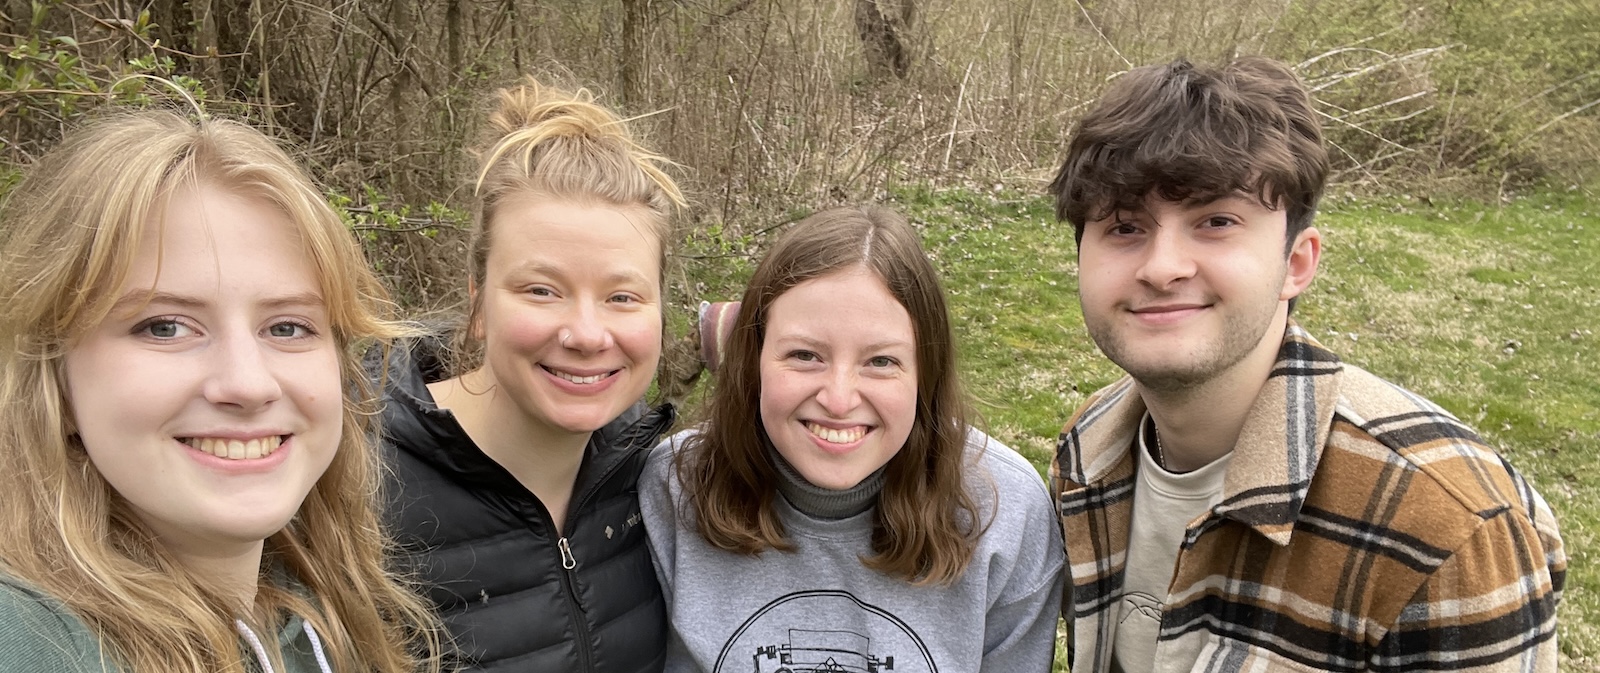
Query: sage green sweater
0 574 336 673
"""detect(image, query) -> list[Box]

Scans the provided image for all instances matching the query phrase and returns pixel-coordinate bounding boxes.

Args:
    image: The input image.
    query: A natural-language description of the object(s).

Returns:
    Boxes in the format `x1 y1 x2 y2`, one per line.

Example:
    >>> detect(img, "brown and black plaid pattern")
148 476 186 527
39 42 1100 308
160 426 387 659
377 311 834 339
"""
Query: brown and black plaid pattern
1051 323 1566 673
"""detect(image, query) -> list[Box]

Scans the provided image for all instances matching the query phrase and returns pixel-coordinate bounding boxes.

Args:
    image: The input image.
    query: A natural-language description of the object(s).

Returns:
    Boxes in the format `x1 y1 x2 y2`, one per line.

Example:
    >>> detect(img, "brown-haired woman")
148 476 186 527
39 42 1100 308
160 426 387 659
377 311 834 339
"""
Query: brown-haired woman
376 78 684 672
640 205 1064 672
0 110 439 672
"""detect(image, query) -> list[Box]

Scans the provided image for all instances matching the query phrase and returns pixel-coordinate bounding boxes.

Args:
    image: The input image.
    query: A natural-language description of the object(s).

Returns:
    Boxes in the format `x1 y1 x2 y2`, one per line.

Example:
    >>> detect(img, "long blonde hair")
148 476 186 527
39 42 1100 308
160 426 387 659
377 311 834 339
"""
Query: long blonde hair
0 110 439 672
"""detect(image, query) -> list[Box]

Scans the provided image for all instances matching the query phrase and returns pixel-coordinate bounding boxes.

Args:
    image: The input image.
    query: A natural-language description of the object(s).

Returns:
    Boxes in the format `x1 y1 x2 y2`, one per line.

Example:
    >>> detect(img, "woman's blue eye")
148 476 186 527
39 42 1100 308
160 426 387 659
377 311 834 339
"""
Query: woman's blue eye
147 321 180 338
868 356 896 368
268 321 314 338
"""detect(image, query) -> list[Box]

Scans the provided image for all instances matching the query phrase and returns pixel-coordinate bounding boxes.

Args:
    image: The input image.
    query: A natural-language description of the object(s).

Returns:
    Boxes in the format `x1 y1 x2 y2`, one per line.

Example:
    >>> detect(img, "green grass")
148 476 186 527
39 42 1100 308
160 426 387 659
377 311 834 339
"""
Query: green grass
673 186 1600 669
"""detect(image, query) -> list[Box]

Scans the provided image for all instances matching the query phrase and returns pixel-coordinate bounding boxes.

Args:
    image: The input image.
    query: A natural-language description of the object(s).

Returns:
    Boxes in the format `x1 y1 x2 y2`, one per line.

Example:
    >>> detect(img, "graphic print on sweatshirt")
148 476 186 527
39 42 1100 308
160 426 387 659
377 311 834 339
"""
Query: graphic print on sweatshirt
712 589 936 673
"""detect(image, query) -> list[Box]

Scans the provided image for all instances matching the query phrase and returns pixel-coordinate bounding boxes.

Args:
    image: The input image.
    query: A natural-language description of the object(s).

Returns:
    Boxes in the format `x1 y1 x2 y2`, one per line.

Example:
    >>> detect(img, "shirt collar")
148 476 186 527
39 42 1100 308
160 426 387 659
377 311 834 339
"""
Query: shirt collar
1062 321 1344 544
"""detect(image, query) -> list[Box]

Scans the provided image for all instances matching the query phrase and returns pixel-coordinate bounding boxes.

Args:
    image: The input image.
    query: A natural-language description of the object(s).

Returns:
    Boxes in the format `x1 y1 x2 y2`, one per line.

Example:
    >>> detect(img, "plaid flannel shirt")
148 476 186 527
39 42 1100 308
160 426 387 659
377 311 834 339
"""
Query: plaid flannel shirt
1051 323 1566 673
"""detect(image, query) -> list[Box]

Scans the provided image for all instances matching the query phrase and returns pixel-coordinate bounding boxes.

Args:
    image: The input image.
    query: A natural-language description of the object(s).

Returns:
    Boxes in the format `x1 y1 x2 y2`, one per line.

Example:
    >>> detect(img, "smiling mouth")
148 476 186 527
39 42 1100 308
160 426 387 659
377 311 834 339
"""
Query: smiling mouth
179 436 286 460
542 365 617 385
1131 303 1207 314
806 423 867 444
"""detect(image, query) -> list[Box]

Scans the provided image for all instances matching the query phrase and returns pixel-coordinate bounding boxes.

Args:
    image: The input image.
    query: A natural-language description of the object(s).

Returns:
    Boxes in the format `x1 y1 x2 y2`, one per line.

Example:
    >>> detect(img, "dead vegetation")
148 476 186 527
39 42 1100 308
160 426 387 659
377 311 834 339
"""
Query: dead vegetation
2 0 1597 313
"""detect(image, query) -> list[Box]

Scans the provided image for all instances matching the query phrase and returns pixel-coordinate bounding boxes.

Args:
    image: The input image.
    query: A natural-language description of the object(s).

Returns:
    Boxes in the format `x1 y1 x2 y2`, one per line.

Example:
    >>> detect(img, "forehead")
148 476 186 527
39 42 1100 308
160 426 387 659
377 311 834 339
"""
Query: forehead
765 269 913 342
487 197 662 273
118 184 321 301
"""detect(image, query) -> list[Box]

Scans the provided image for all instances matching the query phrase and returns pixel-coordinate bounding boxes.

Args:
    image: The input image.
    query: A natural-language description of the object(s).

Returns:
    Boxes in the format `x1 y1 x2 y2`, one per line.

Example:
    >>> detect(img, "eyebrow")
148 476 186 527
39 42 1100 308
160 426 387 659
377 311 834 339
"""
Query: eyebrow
774 333 914 353
505 260 654 287
109 290 326 316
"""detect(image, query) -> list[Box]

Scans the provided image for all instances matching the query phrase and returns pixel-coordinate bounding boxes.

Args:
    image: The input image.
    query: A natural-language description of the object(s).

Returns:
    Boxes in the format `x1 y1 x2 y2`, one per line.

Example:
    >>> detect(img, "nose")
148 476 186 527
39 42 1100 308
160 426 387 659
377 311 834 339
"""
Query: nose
560 301 615 353
203 330 283 411
1133 228 1197 290
815 366 861 417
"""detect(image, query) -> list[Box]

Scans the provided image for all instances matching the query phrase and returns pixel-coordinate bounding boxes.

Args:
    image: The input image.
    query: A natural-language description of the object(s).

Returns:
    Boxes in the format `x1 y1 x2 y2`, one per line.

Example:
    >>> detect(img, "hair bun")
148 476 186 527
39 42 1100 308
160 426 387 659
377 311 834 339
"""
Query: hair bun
484 78 629 147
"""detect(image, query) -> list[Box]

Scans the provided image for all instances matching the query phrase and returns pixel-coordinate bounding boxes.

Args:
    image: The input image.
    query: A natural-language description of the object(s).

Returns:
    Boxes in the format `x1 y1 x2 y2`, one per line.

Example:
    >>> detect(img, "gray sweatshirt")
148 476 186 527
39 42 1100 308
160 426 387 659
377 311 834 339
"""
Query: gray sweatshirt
641 429 1065 673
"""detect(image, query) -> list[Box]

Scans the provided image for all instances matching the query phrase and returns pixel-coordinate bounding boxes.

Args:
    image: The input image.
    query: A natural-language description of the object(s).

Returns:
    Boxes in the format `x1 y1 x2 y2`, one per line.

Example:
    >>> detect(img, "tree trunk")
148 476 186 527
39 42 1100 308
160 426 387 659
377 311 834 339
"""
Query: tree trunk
446 0 463 74
387 0 415 197
194 0 220 85
251 0 273 127
621 0 646 109
853 0 912 80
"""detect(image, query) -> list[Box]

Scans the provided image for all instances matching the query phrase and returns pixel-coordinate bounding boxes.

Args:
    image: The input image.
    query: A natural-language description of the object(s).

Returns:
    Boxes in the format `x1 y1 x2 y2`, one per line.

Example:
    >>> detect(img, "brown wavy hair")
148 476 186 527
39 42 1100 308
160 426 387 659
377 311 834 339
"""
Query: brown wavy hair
674 205 982 585
1048 56 1329 250
0 109 439 673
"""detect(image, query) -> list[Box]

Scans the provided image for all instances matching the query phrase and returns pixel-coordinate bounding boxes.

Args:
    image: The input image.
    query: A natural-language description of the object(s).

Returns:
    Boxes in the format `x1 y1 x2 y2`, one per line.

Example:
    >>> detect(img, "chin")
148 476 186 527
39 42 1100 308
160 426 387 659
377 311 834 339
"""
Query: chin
551 412 619 436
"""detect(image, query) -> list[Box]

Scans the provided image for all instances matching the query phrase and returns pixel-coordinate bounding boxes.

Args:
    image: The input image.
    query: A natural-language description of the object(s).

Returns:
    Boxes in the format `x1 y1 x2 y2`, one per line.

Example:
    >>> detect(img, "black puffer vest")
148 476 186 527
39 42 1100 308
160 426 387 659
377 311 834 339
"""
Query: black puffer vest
376 342 672 673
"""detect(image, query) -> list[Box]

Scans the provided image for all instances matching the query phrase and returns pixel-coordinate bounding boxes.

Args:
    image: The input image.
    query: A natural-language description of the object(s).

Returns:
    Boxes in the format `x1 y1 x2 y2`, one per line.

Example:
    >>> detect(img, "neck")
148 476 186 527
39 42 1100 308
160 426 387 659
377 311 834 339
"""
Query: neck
1138 317 1287 473
162 537 264 608
429 369 590 531
768 445 885 520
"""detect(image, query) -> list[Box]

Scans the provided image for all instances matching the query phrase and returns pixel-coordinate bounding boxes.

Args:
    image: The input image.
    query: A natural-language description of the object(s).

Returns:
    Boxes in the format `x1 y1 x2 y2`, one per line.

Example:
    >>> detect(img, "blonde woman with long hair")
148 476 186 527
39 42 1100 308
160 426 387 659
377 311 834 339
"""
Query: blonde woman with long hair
0 110 439 672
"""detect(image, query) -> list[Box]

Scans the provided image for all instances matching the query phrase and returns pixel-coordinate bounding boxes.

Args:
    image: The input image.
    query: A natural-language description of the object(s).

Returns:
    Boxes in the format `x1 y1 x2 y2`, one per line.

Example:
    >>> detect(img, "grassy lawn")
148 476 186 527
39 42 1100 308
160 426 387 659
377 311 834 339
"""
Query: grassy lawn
676 184 1599 669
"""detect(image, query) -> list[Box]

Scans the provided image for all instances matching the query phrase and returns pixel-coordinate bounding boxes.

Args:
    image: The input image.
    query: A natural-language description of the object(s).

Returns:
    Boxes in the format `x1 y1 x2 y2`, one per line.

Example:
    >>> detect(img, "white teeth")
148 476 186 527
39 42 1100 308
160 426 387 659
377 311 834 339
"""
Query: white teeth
554 370 606 385
806 423 866 444
185 435 284 460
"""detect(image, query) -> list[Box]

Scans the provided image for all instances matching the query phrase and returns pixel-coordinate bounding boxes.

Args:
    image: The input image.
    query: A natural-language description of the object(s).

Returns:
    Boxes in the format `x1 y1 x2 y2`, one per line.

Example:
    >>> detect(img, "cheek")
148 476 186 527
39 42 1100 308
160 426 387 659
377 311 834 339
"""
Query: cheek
62 345 152 444
299 348 347 424
875 381 919 436
613 311 664 364
482 303 559 353
757 362 799 428
1076 263 1117 301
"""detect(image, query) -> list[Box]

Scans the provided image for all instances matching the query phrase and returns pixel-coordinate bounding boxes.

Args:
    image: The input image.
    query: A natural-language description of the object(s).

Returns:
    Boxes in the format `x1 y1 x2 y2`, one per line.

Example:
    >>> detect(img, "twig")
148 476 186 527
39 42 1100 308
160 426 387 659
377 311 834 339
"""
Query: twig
1340 89 1431 119
59 3 246 59
360 8 438 99
704 0 756 26
349 223 449 234
1314 107 1412 153
1324 136 1382 187
1304 45 1456 94
1437 75 1459 170
1072 0 1129 67
1456 72 1600 162
344 206 465 231
0 88 119 98
1500 97 1600 158
311 0 359 145
751 214 806 238
943 17 990 171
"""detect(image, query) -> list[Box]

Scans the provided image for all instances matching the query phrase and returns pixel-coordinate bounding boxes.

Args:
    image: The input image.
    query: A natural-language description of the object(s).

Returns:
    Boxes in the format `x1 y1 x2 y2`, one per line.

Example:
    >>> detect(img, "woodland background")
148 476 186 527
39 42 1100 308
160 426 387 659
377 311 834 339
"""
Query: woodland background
3 0 1597 311
3 0 1599 668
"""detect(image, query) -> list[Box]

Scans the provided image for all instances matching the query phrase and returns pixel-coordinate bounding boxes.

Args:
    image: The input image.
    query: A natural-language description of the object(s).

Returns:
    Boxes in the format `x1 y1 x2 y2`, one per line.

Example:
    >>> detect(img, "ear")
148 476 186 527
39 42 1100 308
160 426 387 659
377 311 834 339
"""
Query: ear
1281 226 1322 301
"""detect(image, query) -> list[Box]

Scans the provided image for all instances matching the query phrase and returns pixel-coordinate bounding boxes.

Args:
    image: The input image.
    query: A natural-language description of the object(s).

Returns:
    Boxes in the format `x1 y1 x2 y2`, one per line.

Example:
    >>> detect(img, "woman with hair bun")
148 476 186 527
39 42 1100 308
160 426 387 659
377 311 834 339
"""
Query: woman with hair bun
378 78 685 673
642 205 1064 672
0 110 440 672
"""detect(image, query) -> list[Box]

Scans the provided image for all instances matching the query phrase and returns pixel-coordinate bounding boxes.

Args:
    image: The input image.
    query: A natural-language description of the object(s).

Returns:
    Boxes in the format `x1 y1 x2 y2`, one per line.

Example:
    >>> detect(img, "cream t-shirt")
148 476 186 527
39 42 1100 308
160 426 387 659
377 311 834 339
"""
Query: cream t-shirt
1110 414 1231 673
